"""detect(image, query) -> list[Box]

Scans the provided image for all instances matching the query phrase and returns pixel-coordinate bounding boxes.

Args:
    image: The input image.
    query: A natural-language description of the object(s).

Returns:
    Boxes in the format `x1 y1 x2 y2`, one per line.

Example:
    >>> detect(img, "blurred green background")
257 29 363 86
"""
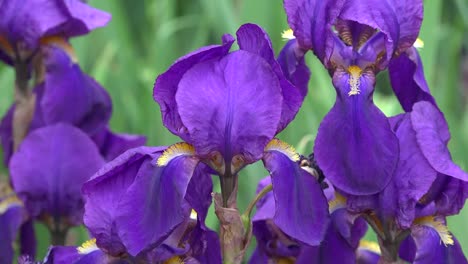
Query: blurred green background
0 0 467 260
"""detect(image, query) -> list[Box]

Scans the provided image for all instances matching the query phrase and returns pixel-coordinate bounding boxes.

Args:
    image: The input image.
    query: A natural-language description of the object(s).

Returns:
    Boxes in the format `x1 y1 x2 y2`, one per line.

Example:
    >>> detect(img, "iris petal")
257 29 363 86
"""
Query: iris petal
153 36 234 140
314 71 398 195
91 127 147 161
277 39 310 97
283 0 346 65
176 51 282 164
379 114 437 228
389 47 436 112
115 150 200 255
339 0 422 60
0 199 23 264
263 146 329 246
237 24 306 133
402 223 468 264
10 124 104 225
41 47 112 135
83 147 163 256
411 102 468 181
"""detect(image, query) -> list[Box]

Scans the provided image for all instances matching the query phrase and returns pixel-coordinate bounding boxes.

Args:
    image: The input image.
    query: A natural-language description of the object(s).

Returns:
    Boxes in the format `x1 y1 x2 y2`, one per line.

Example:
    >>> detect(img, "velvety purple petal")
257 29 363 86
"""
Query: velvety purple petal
0 202 23 264
0 0 110 49
248 248 268 264
177 51 282 163
51 0 111 37
283 0 346 64
263 149 329 246
411 102 468 181
82 146 163 256
296 229 356 264
115 154 200 255
153 36 234 140
330 210 367 248
379 114 438 227
41 46 112 135
278 39 310 97
184 163 213 222
10 124 105 226
251 220 300 260
339 0 422 60
189 224 222 264
91 127 147 161
421 174 468 216
314 71 398 195
389 47 436 112
0 0 67 47
236 24 306 133
405 226 468 264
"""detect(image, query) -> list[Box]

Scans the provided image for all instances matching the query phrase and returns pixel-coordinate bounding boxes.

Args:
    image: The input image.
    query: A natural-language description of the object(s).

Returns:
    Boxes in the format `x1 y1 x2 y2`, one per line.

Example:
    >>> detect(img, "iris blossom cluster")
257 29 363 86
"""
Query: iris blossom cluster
0 0 467 263
281 0 468 262
0 0 145 262
48 23 329 263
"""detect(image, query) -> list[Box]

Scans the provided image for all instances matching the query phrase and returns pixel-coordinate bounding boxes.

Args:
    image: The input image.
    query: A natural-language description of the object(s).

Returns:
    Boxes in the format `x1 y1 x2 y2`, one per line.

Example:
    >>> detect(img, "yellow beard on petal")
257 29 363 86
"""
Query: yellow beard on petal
347 65 363 96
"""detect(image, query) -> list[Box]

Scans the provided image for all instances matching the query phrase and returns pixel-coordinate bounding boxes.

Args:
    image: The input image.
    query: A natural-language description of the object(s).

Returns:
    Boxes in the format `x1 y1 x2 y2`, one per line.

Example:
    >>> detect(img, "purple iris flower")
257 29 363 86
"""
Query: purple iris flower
0 183 25 264
250 177 366 264
283 0 429 195
153 23 328 246
9 123 105 242
0 0 110 65
78 146 220 263
340 101 468 262
355 225 467 264
0 46 145 164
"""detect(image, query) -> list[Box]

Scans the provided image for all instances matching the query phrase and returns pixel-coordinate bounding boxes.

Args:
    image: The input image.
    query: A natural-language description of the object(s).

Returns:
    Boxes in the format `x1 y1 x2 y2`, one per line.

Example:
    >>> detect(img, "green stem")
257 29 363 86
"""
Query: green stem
243 183 273 219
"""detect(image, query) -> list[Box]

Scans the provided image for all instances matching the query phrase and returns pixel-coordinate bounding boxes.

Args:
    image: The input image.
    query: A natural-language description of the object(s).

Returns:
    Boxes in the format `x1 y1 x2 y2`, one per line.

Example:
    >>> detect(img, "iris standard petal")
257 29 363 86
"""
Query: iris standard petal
236 24 306 133
115 148 200 256
82 147 163 256
263 141 329 246
53 0 111 37
91 127 147 161
41 46 112 135
176 51 282 163
10 123 104 226
411 102 468 181
153 35 234 140
389 47 436 112
339 0 422 60
0 0 110 50
314 71 398 195
277 39 310 97
283 0 346 64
